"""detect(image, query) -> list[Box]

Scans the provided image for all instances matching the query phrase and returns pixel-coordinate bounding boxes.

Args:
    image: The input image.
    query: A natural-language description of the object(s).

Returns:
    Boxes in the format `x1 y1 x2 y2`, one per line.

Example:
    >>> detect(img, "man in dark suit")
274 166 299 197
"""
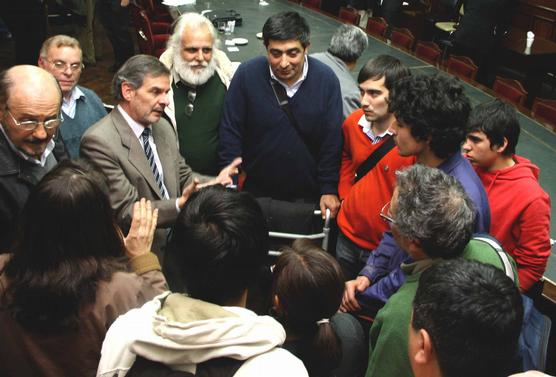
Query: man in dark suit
81 55 240 259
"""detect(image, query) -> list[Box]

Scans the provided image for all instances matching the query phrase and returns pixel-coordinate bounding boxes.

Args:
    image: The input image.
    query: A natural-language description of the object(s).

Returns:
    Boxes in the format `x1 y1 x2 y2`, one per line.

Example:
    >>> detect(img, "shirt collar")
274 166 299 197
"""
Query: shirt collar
117 105 150 139
269 54 309 89
63 86 85 105
358 114 392 143
0 122 55 166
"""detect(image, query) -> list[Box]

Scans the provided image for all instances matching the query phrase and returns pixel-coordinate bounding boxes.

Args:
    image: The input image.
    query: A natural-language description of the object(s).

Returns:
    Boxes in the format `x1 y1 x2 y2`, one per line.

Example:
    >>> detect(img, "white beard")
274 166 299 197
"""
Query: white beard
173 52 217 86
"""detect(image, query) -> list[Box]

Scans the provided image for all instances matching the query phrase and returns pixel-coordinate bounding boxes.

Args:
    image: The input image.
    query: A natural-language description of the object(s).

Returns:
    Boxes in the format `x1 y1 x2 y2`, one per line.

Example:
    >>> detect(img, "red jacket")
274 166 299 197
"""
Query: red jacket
475 155 551 291
337 110 413 250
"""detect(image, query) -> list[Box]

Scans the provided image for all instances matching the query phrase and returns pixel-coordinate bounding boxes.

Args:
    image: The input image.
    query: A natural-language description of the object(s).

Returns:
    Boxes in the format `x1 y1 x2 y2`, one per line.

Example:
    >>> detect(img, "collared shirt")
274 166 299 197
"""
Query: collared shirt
0 122 55 167
358 114 393 144
117 105 169 199
269 55 309 97
61 86 85 119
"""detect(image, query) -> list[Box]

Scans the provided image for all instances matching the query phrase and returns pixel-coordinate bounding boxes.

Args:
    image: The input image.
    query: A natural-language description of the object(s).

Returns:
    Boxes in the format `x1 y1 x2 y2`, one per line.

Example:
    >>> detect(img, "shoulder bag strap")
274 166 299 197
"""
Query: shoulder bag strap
269 79 318 158
354 135 396 183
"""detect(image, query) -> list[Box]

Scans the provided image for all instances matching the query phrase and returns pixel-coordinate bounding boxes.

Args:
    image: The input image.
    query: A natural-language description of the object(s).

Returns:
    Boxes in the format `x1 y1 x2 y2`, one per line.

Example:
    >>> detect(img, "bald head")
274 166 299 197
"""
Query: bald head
0 65 63 159
0 65 62 112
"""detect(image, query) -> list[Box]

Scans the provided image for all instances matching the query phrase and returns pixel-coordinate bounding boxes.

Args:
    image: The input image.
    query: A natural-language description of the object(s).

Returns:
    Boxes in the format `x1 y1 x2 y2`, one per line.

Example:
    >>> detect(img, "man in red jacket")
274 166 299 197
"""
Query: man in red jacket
463 99 551 293
336 55 412 280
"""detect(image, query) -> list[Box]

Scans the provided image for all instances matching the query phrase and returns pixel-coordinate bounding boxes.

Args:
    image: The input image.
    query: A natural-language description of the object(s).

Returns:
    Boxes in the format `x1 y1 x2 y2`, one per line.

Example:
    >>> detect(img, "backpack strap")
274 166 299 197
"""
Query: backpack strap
472 235 515 282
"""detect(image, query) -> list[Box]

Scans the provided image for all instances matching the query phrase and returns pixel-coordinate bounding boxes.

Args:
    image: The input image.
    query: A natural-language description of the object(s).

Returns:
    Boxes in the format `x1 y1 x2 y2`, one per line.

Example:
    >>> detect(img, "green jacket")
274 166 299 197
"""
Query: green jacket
365 237 518 377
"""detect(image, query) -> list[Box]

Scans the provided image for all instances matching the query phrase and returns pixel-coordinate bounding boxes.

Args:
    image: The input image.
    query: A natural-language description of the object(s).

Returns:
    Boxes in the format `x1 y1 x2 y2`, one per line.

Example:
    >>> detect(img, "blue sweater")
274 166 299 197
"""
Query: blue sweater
60 86 106 158
357 153 491 309
218 56 343 200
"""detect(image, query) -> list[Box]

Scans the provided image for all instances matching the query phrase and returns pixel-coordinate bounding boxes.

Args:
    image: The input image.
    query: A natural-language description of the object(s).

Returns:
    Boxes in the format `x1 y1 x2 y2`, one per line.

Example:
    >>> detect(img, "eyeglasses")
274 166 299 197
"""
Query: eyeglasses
48 59 84 72
6 109 62 131
185 89 196 116
380 201 396 225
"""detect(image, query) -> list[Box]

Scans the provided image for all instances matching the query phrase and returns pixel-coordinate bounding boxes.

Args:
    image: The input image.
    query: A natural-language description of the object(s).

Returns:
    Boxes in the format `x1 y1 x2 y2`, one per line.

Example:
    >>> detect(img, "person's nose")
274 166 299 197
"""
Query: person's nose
360 93 370 108
195 49 204 62
160 93 170 107
32 122 48 140
462 139 471 152
279 55 289 69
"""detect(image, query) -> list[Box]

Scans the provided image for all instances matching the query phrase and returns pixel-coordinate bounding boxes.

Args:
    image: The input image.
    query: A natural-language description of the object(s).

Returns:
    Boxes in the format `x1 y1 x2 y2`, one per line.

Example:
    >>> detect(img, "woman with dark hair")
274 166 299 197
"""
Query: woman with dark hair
0 159 167 376
272 239 367 377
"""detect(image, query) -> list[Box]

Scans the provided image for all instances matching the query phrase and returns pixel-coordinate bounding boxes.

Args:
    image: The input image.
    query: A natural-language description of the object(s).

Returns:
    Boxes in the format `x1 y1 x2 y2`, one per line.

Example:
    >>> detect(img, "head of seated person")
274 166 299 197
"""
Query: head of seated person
0 65 62 161
409 258 523 377
166 185 268 306
38 35 84 100
389 164 475 260
272 239 344 375
2 159 126 331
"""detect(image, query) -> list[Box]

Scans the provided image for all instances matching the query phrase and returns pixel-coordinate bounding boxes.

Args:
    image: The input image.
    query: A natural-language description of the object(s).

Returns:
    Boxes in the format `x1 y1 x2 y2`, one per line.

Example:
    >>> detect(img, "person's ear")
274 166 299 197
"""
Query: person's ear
407 238 426 259
304 42 311 54
121 82 135 102
494 137 509 154
273 294 281 312
414 329 433 365
38 56 46 69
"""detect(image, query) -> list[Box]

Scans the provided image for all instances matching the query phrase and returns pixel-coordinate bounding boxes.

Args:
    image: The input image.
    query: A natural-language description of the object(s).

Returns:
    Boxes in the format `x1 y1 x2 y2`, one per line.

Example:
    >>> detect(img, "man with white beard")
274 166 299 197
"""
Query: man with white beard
159 13 234 175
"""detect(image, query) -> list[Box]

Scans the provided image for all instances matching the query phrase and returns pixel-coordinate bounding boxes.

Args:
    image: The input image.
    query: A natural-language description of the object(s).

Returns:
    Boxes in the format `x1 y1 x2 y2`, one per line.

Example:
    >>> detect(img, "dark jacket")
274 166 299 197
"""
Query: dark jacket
0 130 67 252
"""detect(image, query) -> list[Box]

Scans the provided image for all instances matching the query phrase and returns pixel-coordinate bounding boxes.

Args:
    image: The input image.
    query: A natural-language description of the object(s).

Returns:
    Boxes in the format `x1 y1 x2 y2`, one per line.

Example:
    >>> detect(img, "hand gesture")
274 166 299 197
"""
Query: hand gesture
124 198 158 258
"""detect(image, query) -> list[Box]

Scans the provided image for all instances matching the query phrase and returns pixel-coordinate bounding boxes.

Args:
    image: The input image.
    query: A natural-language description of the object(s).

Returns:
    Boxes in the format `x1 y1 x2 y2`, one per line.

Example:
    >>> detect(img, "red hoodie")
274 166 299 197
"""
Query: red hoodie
475 155 551 291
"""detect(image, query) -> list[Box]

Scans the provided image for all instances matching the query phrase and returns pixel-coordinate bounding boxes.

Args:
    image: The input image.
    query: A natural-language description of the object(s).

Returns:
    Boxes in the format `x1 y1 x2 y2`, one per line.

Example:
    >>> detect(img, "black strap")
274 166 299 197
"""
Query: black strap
354 136 395 183
269 79 318 158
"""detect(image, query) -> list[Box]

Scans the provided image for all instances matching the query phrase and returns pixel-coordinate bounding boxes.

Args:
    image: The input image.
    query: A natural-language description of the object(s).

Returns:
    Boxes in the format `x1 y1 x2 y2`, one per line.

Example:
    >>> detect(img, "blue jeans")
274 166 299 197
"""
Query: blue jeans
336 232 371 281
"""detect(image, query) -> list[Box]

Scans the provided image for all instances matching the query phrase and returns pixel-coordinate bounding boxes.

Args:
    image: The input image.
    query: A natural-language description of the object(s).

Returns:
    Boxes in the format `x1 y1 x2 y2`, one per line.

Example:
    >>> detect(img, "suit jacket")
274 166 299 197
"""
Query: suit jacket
80 109 193 257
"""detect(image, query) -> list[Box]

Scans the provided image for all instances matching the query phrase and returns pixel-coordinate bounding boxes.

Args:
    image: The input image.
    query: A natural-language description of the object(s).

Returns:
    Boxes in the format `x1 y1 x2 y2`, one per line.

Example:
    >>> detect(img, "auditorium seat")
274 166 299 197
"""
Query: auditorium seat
493 76 528 107
445 55 478 81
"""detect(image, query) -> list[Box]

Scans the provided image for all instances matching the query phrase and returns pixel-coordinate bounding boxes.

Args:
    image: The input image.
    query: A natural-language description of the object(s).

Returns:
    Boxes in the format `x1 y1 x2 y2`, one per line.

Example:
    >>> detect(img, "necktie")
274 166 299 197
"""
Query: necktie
141 127 168 198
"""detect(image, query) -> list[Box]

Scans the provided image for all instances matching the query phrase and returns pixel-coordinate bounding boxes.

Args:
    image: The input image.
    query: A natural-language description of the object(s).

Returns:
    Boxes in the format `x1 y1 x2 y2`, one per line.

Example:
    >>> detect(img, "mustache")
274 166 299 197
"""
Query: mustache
187 60 208 68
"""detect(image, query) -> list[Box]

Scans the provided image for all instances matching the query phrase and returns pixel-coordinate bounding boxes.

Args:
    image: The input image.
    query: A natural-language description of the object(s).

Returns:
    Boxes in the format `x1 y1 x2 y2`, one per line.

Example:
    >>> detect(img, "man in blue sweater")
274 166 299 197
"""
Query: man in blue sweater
39 35 106 158
218 11 343 217
341 74 491 316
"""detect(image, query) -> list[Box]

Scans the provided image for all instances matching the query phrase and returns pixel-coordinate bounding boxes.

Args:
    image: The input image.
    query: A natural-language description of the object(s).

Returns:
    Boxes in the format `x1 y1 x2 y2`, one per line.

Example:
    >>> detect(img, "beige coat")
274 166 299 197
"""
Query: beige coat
80 109 194 256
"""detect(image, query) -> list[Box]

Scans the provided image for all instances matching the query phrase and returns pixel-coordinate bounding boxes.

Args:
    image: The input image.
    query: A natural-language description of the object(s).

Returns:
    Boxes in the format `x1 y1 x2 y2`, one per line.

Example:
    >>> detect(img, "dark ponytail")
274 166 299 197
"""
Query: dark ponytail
272 239 344 376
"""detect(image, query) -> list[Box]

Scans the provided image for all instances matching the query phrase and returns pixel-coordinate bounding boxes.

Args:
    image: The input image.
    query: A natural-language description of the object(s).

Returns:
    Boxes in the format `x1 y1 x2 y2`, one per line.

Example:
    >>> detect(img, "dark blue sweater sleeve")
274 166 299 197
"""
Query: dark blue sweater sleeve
317 73 343 195
218 65 246 168
357 231 409 304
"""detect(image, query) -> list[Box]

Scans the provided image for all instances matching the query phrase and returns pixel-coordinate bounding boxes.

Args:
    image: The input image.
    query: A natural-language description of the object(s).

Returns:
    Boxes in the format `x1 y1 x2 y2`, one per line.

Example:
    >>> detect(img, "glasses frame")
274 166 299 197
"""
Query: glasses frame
380 201 396 225
6 109 63 131
47 59 84 72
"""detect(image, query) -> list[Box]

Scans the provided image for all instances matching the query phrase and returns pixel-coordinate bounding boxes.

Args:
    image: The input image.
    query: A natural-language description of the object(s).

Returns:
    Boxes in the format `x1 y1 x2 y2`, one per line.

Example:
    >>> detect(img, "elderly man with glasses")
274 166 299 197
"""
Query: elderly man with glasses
0 65 68 251
38 35 107 158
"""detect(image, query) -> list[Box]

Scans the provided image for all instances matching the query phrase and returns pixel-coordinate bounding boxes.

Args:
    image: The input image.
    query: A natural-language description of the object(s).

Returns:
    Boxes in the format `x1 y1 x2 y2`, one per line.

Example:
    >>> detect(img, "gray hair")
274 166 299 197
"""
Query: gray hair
394 164 475 258
167 12 219 53
40 34 82 60
112 55 170 101
0 69 12 112
327 24 368 63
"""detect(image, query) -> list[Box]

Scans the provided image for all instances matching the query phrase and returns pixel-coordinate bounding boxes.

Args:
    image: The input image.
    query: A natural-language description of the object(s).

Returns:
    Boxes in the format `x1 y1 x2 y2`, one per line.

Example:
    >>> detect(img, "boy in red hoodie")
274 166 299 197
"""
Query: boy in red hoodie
463 99 551 292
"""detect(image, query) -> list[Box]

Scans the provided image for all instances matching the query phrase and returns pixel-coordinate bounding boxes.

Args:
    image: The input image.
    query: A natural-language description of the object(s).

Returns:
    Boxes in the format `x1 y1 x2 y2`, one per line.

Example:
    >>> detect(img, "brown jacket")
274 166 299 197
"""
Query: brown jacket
0 253 167 377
